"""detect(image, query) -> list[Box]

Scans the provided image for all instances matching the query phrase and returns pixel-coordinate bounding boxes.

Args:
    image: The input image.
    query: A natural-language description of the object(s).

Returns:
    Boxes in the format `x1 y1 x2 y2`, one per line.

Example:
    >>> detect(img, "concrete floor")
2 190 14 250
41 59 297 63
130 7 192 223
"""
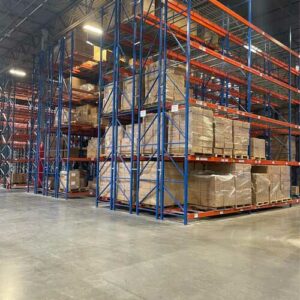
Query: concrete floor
0 190 300 300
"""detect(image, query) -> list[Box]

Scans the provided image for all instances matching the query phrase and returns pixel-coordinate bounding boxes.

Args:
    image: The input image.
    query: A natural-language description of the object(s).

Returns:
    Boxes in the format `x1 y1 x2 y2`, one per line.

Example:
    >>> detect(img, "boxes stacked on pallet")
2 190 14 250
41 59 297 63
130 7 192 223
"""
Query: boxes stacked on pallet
54 107 76 126
76 104 98 127
60 170 81 192
139 161 182 207
194 173 236 209
10 173 27 184
102 83 114 113
250 138 266 159
103 126 123 156
120 124 138 155
232 120 250 157
87 138 98 159
252 173 270 205
168 107 214 155
271 136 296 161
213 117 233 157
144 61 185 105
141 113 163 155
251 165 290 203
116 161 133 203
120 76 139 111
98 161 111 198
279 166 291 200
291 186 299 195
204 164 252 207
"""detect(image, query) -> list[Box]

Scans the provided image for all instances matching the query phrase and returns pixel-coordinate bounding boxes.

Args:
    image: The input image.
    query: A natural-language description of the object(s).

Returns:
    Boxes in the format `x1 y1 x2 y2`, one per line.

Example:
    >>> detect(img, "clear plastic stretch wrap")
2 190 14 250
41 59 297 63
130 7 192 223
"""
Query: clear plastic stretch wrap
144 60 185 105
168 106 213 155
203 163 252 207
191 171 236 208
251 173 271 204
251 165 290 202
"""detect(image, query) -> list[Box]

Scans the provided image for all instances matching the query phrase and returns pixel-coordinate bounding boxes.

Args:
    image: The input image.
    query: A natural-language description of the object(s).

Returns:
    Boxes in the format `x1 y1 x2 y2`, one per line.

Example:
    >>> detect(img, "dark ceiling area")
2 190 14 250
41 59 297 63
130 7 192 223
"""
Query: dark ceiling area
0 0 299 78
222 0 300 51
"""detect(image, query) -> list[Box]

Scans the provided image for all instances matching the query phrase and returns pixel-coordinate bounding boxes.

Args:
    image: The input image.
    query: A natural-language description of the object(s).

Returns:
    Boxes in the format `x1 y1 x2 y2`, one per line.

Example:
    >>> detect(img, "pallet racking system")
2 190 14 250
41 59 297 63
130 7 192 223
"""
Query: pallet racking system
4 0 299 224
0 76 33 190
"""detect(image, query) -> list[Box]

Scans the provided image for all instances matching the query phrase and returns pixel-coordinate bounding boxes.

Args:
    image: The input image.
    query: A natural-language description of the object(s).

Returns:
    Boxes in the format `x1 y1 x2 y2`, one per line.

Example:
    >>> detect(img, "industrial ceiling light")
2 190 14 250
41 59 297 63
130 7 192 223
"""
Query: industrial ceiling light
83 24 103 35
9 68 26 77
86 40 94 46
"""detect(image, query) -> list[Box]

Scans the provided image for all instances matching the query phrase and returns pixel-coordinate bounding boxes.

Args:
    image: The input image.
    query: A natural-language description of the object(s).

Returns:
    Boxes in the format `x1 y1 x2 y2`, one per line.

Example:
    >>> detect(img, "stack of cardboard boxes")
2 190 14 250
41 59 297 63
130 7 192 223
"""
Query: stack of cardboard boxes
168 107 214 155
145 61 185 105
141 113 163 155
59 170 88 192
271 136 296 161
120 76 139 111
233 120 250 157
120 124 138 155
102 84 114 113
250 138 266 159
76 104 98 127
87 138 98 159
213 117 233 156
251 165 290 204
10 173 27 185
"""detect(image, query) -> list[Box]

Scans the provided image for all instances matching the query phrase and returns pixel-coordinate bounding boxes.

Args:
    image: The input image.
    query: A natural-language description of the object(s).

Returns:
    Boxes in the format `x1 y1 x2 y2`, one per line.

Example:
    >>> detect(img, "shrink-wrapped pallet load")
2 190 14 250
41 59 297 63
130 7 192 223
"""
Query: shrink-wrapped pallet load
252 173 270 205
76 104 98 127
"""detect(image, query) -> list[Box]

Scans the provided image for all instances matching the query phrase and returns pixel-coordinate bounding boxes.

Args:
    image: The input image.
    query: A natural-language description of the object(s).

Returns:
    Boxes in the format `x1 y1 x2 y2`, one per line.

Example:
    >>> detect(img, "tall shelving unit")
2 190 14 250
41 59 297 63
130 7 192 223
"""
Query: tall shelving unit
94 0 300 224
23 0 300 224
28 32 100 199
0 76 33 190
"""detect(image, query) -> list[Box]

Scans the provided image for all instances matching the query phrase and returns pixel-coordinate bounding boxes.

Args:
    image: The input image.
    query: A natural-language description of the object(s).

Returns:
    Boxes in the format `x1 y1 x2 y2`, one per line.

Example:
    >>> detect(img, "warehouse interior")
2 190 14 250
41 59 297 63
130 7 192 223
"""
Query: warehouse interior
0 0 300 299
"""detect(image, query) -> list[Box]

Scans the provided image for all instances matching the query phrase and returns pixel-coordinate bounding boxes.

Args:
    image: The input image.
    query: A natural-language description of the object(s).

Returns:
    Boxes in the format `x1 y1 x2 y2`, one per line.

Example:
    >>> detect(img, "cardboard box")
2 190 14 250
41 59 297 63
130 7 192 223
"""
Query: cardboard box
120 124 138 155
232 120 250 156
120 76 141 111
60 170 80 191
252 173 270 204
291 186 299 195
271 136 296 161
87 138 98 159
76 104 98 126
251 138 265 159
213 117 233 155
145 60 185 105
168 106 213 155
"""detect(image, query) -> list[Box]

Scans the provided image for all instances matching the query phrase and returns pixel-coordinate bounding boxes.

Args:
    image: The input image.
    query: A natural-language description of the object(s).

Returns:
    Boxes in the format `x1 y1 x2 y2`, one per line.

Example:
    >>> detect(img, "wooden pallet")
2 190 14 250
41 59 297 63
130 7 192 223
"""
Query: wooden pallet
270 198 290 204
251 156 266 160
234 155 249 159
255 201 269 206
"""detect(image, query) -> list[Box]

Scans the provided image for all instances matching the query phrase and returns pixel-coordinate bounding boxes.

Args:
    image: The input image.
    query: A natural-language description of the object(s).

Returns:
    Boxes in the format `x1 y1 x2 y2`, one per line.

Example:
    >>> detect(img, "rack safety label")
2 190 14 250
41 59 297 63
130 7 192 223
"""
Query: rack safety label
140 110 146 117
171 104 179 112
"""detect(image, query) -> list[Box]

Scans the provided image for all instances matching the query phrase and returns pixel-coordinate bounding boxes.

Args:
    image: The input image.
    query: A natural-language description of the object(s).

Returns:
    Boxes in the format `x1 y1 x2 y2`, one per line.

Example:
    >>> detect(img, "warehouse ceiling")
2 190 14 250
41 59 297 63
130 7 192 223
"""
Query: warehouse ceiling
0 0 104 76
0 0 299 80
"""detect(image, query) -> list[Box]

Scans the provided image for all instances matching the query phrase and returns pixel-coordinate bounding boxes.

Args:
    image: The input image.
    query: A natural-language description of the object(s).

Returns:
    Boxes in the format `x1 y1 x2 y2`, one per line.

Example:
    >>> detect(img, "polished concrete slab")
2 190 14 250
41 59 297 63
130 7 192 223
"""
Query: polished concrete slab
0 189 300 300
